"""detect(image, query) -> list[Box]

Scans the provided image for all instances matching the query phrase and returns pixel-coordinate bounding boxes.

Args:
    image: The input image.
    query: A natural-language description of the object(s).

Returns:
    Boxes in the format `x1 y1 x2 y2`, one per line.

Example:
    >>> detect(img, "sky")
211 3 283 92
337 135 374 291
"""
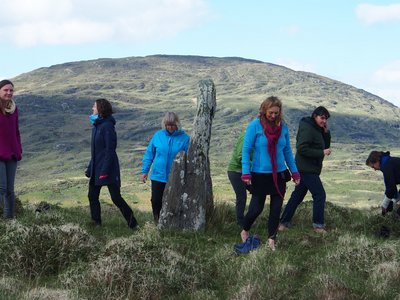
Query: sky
1 0 400 106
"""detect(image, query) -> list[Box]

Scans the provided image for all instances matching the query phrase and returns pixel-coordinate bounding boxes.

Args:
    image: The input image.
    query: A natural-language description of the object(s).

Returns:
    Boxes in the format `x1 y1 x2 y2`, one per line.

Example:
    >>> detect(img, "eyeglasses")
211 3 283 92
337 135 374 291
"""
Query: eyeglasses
165 123 177 127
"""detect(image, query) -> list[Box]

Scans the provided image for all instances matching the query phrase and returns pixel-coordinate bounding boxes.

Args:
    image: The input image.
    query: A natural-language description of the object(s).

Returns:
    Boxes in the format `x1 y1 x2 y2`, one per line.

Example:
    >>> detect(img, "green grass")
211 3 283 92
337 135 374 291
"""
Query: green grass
1 200 400 299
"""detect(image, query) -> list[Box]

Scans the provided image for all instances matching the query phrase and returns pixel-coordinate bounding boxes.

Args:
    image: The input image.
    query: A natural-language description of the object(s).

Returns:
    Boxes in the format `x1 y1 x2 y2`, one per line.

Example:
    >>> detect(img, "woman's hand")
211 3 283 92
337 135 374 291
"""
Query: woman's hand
323 148 331 156
241 174 252 185
292 172 301 185
140 174 148 183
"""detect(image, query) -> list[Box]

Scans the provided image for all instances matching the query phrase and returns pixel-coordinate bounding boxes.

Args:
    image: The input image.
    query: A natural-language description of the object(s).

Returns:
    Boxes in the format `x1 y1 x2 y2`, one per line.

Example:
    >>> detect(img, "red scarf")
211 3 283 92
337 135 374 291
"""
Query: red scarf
260 116 284 199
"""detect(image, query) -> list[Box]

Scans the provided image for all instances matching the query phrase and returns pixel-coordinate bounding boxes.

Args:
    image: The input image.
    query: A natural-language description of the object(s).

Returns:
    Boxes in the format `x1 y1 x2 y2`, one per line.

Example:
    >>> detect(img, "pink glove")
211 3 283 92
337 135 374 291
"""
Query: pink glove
241 174 252 182
99 175 108 180
292 172 300 182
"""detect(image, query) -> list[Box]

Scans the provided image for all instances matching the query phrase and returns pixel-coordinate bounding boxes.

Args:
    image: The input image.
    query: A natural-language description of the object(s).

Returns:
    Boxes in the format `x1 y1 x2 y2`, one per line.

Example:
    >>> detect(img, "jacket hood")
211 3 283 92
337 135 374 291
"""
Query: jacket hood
95 115 116 126
301 116 322 131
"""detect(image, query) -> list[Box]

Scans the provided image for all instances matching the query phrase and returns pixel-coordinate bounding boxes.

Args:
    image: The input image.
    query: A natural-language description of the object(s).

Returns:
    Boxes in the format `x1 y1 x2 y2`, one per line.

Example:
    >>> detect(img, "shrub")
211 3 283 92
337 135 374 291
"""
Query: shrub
0 221 96 278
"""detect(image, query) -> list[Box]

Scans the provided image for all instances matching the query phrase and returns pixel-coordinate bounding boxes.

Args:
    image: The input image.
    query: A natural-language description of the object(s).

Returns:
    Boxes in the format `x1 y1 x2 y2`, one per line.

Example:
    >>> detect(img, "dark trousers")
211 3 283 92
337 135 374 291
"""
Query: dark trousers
228 171 250 226
151 180 166 221
242 172 285 240
88 183 137 228
280 172 326 228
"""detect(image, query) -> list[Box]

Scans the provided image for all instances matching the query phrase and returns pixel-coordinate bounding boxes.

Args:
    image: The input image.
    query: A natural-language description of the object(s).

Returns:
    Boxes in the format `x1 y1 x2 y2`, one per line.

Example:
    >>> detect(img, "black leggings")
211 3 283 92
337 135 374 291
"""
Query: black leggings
242 172 286 239
151 180 167 220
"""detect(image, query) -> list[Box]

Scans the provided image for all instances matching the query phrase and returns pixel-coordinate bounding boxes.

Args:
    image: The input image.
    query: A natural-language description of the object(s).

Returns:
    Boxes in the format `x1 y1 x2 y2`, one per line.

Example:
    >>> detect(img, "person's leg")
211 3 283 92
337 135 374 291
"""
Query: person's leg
307 174 326 229
88 183 102 224
0 161 7 216
268 193 284 241
228 171 247 226
108 184 138 228
3 160 17 218
241 173 267 241
279 176 308 227
151 180 166 222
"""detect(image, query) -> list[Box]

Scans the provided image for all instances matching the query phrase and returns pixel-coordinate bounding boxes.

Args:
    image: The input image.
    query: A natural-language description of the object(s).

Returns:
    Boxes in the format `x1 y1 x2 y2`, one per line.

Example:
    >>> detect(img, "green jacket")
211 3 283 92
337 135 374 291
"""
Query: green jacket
295 117 331 174
227 132 245 172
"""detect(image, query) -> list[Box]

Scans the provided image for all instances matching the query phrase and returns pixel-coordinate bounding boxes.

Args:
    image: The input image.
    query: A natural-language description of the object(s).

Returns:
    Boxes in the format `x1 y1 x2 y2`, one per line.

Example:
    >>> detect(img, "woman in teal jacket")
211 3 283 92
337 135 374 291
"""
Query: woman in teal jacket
141 112 190 222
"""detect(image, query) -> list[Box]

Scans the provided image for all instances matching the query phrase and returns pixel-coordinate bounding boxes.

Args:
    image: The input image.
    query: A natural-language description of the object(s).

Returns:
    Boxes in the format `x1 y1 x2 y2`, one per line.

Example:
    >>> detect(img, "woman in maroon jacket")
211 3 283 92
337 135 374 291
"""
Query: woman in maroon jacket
0 80 22 219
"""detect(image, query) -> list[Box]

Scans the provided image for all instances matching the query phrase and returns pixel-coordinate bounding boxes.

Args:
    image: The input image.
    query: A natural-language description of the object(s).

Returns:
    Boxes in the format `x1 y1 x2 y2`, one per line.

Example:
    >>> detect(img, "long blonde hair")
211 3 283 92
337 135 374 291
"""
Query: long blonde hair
259 96 283 125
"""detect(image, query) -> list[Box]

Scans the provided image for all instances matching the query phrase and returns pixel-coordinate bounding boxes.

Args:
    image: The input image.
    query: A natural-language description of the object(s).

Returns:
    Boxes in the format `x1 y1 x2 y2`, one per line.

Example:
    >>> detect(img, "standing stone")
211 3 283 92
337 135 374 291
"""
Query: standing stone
158 79 216 230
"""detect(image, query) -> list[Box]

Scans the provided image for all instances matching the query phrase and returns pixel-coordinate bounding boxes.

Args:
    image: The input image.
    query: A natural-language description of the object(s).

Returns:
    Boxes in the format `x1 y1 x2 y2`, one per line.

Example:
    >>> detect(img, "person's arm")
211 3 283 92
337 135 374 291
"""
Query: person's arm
99 123 117 179
242 123 255 175
141 134 157 181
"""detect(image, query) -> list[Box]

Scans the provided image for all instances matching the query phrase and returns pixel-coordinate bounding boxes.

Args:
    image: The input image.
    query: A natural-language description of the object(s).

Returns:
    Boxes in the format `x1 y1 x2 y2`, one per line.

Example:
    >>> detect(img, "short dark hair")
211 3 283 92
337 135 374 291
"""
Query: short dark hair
366 151 389 166
95 98 114 118
312 106 330 119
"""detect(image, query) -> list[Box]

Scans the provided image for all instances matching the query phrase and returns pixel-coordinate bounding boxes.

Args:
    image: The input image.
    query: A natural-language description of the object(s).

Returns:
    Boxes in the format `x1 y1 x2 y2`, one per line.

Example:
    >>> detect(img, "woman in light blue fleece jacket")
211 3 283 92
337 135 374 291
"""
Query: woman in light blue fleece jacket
141 112 190 222
240 96 299 251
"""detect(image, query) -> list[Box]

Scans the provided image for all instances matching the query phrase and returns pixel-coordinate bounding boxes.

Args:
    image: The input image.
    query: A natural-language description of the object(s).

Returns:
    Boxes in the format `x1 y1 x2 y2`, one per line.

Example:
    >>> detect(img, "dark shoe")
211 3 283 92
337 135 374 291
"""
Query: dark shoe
88 220 102 227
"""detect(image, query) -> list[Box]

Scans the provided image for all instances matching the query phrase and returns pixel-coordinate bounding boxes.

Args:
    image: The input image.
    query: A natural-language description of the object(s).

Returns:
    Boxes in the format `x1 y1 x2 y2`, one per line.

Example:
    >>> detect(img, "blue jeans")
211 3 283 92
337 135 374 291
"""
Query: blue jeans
280 172 326 228
0 159 18 218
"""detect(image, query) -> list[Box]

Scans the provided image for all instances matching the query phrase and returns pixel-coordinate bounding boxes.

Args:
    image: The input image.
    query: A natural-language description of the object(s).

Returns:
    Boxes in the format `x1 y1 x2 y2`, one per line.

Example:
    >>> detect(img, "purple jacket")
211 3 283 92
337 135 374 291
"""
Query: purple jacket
0 106 22 161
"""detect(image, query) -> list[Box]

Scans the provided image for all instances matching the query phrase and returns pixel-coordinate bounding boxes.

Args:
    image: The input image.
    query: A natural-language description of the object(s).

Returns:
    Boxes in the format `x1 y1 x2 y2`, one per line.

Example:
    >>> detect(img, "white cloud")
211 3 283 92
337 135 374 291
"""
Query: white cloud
373 61 400 83
369 61 400 106
0 0 209 47
356 4 400 25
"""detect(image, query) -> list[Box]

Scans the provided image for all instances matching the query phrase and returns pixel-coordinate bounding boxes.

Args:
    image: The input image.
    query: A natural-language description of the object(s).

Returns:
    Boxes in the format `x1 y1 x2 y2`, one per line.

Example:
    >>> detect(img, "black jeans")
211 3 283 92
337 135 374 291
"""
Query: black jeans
242 172 285 240
88 183 138 228
228 171 251 226
151 180 166 221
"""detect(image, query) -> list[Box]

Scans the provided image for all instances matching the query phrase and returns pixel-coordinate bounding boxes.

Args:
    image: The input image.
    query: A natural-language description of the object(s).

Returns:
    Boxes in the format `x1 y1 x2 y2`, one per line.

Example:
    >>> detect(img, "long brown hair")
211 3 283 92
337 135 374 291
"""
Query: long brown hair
259 96 283 125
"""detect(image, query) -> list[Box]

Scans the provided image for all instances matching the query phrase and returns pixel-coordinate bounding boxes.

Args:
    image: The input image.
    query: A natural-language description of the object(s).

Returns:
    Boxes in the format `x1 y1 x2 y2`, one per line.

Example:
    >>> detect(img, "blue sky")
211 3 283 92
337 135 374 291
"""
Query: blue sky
1 0 400 105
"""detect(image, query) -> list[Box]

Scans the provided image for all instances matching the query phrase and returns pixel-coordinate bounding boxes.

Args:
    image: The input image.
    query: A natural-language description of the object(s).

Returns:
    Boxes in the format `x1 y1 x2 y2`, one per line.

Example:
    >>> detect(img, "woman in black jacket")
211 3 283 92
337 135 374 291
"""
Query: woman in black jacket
86 98 138 229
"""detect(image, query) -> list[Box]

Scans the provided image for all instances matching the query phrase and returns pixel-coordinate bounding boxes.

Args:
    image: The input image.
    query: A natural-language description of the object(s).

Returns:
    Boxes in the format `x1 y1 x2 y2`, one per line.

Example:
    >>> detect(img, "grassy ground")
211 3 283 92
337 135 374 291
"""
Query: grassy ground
1 199 400 299
3 142 399 299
